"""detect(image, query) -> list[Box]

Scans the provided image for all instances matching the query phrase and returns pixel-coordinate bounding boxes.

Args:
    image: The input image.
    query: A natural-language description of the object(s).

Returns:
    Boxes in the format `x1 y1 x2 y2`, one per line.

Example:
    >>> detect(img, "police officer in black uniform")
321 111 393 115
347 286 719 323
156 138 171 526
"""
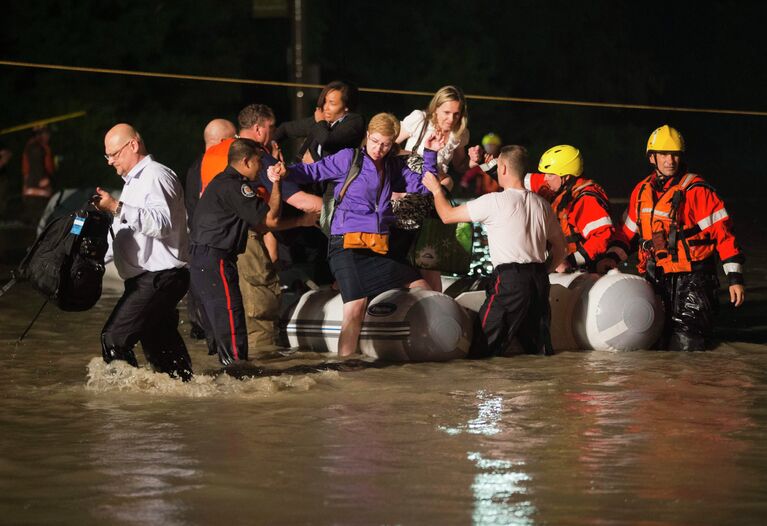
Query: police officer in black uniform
189 138 314 365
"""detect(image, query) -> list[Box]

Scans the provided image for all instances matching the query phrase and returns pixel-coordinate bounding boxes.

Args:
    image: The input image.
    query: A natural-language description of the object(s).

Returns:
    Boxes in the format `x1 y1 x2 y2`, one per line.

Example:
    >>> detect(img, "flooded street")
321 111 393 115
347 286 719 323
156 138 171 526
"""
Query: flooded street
2 217 767 525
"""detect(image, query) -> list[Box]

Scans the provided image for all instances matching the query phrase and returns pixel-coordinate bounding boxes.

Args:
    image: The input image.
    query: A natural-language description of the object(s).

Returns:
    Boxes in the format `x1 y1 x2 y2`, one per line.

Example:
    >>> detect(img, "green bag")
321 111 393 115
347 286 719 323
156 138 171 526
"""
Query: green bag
411 217 474 275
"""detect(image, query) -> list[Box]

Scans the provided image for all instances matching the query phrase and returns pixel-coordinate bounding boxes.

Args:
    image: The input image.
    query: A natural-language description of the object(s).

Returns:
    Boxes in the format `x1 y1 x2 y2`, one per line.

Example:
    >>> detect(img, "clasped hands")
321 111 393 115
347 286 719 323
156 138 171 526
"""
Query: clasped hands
267 162 286 183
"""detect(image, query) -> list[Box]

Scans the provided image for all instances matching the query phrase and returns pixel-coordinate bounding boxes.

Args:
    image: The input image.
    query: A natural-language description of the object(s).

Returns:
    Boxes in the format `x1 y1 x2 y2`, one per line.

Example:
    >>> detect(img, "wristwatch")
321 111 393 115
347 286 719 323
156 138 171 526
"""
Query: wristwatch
113 201 123 217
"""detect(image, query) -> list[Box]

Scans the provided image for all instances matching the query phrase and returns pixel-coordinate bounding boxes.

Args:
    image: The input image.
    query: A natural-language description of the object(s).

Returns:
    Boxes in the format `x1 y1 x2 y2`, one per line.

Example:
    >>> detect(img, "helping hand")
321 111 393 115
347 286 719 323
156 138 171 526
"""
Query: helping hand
424 130 447 152
267 162 286 183
468 145 482 167
422 171 442 193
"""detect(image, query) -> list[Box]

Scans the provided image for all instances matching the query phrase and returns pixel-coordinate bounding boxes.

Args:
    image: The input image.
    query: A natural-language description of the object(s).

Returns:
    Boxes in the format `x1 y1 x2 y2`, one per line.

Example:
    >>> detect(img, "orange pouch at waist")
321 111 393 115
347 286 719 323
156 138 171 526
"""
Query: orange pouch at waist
343 232 389 254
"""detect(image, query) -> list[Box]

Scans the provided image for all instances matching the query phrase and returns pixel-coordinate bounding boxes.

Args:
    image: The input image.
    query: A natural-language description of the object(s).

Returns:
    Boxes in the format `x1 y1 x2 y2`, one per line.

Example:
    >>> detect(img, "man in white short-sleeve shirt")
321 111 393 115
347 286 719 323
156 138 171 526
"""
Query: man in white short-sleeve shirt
423 145 566 357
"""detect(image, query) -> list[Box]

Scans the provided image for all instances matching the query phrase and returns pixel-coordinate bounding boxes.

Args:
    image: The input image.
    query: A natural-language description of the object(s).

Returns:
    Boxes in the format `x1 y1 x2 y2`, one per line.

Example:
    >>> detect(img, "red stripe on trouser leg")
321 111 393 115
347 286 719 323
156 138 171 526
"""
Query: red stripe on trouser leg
218 259 239 361
481 275 502 328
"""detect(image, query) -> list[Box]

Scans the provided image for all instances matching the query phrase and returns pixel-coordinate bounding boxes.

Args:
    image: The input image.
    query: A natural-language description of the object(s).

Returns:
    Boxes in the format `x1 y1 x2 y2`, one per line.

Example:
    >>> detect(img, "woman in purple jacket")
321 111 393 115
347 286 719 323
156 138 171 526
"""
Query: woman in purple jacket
286 113 444 356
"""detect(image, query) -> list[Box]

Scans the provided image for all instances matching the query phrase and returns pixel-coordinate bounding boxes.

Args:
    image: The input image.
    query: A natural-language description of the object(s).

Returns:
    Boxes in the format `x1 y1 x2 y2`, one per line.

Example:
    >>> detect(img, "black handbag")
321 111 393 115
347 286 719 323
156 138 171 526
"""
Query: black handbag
393 116 434 230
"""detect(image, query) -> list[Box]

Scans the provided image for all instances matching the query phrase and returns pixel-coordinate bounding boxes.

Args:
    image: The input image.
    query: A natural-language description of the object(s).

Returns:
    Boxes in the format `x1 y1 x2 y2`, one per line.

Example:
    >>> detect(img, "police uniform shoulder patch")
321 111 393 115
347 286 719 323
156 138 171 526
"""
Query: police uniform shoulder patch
241 184 256 198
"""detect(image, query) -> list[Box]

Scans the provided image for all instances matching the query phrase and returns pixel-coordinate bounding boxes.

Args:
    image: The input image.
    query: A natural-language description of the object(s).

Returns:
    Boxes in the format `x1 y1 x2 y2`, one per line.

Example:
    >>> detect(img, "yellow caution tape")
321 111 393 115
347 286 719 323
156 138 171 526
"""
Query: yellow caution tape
1 59 766 117
0 110 87 135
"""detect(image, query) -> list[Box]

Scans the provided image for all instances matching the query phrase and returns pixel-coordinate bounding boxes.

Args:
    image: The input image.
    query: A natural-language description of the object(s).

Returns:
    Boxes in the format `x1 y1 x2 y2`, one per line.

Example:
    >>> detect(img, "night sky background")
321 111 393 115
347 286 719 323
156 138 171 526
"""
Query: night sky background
2 0 766 215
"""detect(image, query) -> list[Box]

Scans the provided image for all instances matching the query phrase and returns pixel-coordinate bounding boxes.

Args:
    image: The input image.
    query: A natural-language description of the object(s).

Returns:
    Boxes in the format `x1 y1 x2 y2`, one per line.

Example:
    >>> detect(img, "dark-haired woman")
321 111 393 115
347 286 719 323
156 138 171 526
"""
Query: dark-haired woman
274 80 365 163
273 81 366 282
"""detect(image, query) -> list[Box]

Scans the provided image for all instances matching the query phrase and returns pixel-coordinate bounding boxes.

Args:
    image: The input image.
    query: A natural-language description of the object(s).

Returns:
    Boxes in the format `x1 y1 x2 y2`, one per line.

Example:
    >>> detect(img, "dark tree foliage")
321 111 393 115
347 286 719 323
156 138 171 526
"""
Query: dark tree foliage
1 0 765 217
0 0 289 197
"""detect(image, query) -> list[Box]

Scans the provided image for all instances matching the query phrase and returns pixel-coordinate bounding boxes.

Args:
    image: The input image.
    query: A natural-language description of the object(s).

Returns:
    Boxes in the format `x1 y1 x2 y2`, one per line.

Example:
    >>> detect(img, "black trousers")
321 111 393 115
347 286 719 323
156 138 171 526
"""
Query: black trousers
101 267 192 381
472 262 552 357
189 246 248 366
657 271 719 351
185 286 207 339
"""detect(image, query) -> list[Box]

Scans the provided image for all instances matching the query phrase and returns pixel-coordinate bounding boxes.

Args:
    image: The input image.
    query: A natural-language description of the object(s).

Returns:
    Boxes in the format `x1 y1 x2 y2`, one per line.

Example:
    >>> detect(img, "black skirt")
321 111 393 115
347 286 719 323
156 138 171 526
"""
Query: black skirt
328 235 422 302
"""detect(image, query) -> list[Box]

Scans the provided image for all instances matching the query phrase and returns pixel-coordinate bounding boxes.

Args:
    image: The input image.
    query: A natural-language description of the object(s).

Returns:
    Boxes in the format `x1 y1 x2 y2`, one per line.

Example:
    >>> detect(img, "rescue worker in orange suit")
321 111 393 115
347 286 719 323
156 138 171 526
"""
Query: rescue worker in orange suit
616 125 745 351
524 145 620 274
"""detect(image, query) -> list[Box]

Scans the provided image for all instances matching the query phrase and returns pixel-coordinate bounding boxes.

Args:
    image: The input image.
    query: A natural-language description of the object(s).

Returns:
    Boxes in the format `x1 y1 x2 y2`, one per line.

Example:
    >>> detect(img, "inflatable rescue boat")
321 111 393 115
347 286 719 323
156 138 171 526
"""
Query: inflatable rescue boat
284 287 474 361
282 270 664 361
448 269 664 352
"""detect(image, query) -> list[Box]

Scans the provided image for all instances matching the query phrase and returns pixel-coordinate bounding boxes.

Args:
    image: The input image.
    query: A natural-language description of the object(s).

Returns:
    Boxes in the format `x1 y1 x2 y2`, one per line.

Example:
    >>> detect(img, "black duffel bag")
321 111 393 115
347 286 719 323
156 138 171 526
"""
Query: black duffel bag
17 206 111 311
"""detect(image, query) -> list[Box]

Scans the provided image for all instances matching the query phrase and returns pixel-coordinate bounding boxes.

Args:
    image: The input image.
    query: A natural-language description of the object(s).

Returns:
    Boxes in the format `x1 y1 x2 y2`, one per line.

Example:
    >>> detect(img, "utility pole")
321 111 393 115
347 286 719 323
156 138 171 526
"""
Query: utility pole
290 0 305 121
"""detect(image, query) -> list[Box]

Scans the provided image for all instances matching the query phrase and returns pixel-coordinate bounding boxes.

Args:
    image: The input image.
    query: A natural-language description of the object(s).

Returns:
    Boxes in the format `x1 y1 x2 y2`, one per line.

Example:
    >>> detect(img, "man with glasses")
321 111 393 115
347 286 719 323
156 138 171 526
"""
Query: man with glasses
92 123 192 380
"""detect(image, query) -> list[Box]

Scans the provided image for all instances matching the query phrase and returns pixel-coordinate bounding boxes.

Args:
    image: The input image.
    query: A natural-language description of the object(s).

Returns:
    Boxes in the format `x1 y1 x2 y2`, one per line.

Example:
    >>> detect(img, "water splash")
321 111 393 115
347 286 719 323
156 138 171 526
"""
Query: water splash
85 357 339 398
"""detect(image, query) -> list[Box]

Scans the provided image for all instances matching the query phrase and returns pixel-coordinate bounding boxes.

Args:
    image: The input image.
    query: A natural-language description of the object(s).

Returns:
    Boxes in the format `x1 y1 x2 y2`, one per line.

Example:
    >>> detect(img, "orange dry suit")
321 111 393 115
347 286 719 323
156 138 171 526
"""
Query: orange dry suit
525 172 617 270
619 171 744 351
621 172 744 284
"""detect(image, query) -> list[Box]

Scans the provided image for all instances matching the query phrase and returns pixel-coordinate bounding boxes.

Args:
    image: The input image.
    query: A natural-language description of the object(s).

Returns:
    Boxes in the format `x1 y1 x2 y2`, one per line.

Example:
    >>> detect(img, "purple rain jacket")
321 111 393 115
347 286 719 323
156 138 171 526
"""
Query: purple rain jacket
286 147 438 235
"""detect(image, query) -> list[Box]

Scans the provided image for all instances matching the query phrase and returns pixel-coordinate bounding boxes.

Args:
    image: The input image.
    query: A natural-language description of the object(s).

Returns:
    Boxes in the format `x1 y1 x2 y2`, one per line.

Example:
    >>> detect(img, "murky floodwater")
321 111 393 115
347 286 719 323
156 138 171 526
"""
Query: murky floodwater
2 224 767 525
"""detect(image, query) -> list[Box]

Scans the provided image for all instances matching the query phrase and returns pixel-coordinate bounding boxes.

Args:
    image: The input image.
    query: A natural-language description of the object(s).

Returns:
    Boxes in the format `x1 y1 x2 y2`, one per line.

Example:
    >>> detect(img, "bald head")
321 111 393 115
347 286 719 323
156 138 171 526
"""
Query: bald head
105 123 138 147
104 123 146 176
203 118 237 150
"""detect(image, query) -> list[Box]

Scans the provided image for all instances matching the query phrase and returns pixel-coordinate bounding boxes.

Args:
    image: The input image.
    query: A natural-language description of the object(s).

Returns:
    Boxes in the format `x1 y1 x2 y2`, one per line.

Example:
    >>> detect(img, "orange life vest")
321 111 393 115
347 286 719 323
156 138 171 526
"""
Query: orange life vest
635 173 717 274
551 178 609 255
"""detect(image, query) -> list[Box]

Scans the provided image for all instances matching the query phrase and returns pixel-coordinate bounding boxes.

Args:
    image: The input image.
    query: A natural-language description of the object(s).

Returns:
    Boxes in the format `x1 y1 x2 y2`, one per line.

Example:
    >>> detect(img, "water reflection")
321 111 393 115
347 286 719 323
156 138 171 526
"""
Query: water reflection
439 390 504 436
440 390 537 525
86 401 201 526
469 452 534 526
561 350 759 522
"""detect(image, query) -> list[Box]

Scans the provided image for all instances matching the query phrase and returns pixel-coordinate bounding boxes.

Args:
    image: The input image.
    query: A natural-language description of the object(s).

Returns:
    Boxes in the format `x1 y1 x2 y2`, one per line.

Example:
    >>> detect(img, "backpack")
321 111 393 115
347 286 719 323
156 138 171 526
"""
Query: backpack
318 148 364 236
16 206 112 311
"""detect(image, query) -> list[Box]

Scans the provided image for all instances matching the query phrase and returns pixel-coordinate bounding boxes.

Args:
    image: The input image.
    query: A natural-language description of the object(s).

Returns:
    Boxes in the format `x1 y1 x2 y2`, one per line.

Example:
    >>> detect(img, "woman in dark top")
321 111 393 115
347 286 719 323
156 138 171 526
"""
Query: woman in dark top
273 81 366 284
273 80 365 163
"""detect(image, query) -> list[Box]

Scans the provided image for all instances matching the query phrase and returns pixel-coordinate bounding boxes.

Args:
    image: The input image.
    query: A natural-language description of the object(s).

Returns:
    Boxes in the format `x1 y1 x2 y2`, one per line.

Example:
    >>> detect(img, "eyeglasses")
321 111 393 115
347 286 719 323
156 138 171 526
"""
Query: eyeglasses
104 140 132 161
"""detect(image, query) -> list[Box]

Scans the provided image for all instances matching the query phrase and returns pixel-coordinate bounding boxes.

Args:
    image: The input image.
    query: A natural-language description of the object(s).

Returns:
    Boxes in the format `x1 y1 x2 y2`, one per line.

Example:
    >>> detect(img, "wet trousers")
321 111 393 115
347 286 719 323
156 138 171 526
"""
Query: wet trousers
656 270 719 351
185 285 207 340
189 246 248 366
101 267 192 381
237 232 281 349
471 262 552 357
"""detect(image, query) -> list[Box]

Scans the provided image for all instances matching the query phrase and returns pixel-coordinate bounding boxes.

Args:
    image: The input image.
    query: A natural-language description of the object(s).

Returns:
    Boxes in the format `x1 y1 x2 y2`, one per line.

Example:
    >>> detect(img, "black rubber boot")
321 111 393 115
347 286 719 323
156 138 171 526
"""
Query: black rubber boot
668 330 706 352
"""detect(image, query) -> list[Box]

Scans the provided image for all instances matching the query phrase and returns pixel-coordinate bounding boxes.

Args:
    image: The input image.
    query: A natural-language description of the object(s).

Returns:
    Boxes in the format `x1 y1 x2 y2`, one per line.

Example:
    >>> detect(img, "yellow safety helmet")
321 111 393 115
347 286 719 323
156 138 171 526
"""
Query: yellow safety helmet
646 124 685 154
538 144 583 177
481 133 502 147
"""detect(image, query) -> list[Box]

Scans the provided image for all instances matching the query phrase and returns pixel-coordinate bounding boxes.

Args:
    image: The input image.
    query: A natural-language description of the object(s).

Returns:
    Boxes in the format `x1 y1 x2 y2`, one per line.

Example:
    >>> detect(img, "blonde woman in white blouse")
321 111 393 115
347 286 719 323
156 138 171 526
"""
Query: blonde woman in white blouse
397 85 470 178
391 85 470 291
